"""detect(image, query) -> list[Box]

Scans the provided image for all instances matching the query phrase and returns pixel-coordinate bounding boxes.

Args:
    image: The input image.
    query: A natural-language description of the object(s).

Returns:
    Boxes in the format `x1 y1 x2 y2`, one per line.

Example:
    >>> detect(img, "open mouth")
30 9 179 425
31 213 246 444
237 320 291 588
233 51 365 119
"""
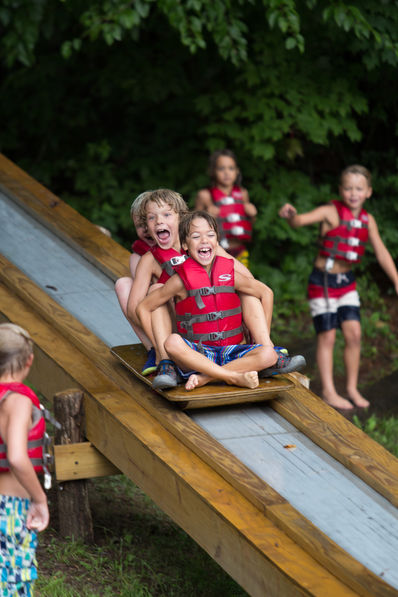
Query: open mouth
198 247 212 260
156 228 171 244
145 233 156 245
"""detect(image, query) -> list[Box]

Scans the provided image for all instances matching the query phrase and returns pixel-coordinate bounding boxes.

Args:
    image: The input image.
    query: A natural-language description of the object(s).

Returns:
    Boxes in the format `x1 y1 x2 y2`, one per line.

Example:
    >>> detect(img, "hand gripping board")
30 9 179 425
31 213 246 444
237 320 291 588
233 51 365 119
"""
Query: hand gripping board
111 344 294 410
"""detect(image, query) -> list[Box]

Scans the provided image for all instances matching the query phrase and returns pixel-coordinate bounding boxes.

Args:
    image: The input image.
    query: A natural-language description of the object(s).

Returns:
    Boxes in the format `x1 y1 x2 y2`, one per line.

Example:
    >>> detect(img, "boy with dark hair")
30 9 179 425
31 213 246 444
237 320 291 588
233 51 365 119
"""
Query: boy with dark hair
137 211 305 390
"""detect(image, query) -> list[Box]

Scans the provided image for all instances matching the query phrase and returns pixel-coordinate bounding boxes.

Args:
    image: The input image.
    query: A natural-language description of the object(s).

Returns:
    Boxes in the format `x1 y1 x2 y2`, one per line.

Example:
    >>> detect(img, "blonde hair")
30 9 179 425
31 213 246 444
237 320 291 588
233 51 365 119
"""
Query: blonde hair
0 323 34 377
340 165 372 186
130 191 153 220
136 189 188 226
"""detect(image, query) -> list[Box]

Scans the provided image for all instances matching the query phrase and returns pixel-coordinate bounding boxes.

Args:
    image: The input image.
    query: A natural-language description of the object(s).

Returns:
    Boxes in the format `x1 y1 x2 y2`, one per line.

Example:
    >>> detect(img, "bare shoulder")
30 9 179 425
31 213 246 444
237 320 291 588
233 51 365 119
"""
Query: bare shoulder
1 392 31 416
195 188 212 209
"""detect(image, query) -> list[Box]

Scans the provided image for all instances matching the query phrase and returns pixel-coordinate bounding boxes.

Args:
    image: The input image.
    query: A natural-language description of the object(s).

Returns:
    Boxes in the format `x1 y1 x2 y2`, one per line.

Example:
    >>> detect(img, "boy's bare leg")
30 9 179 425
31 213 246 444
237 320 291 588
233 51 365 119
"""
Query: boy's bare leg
165 334 275 390
317 329 353 410
115 277 152 349
342 320 369 407
151 302 175 362
240 294 273 342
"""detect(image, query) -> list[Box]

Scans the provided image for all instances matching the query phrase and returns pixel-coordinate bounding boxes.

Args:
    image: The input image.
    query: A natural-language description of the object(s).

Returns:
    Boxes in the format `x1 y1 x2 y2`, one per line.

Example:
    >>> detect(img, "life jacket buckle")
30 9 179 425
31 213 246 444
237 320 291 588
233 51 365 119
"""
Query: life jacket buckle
199 287 215 297
208 331 224 341
207 311 222 321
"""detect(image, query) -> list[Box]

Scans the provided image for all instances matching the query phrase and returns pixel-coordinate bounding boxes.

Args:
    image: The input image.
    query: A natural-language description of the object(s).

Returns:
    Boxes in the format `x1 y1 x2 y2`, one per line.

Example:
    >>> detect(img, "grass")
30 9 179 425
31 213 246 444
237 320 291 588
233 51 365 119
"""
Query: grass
36 477 248 597
353 414 398 458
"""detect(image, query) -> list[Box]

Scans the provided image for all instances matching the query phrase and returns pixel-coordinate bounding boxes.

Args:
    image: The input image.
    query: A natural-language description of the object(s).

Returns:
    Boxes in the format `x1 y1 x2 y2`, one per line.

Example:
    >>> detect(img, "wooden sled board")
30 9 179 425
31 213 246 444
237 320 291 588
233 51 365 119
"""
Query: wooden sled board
111 344 294 409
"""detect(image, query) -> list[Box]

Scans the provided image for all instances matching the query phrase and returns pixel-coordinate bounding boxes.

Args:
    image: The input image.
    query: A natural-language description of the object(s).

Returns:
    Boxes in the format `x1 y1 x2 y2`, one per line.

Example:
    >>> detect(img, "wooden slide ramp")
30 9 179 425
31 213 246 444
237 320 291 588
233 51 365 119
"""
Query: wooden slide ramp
1 153 398 597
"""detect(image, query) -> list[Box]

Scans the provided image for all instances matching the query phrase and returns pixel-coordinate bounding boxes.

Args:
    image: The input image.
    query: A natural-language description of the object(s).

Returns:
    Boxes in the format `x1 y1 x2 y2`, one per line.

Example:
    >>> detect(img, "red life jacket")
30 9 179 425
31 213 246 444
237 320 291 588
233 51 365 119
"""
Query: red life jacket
319 200 369 265
175 256 243 346
209 186 252 242
0 383 48 474
151 246 188 284
131 239 152 256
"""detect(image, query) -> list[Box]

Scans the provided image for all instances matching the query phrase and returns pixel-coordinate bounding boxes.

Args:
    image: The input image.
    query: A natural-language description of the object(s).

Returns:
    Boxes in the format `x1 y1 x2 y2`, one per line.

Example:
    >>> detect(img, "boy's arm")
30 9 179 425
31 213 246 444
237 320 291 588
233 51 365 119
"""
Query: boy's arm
195 189 220 217
279 203 337 229
234 271 274 345
241 188 257 218
129 252 141 281
3 395 49 530
368 215 398 294
216 246 273 330
136 275 184 341
127 252 159 325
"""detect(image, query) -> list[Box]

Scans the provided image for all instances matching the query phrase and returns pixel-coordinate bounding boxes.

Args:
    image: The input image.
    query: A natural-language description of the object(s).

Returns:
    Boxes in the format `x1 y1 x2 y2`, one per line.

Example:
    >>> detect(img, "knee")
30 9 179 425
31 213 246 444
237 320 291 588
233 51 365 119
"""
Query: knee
345 327 361 347
114 276 129 294
148 282 163 294
164 333 183 356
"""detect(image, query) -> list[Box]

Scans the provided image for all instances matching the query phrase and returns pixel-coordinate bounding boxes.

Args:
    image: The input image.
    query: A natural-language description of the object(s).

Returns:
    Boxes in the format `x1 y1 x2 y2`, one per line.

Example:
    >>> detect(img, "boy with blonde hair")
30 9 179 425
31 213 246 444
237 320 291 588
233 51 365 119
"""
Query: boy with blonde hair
0 323 50 596
279 165 398 409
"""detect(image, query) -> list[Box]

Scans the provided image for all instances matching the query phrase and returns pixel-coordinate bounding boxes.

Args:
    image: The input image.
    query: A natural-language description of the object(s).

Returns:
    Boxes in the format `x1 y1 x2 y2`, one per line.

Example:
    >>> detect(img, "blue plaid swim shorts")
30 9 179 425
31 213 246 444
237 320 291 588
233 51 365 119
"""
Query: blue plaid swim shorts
177 340 261 379
0 495 38 597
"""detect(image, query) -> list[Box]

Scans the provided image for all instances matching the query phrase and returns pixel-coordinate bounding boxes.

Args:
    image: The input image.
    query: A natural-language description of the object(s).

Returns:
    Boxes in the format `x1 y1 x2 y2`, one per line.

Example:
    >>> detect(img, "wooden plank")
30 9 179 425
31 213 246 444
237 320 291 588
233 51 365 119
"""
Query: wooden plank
0 153 130 280
54 442 120 481
111 343 294 408
0 279 395 596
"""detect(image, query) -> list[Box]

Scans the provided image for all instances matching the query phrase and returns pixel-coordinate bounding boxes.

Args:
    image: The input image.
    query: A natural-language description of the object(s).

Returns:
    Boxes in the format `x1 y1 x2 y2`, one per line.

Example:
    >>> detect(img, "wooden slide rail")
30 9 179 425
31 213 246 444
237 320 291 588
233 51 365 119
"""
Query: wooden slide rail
1 153 398 596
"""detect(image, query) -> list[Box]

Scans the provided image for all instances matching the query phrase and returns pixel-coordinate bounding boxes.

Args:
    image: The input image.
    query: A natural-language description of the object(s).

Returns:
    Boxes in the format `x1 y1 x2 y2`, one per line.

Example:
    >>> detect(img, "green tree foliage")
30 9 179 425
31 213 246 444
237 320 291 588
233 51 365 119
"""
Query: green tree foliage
1 0 398 301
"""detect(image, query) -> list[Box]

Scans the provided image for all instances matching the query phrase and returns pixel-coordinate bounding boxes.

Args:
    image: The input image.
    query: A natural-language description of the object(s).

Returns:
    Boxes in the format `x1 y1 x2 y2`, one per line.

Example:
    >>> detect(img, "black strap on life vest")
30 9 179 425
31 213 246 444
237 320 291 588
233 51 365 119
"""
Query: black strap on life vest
187 285 236 310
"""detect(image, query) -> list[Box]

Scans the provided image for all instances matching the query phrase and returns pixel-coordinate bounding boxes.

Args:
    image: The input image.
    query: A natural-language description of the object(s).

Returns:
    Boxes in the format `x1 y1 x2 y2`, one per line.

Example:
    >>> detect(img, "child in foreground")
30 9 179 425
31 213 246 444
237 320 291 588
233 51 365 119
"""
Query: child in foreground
137 211 305 391
0 323 50 596
195 149 257 268
279 165 398 410
115 192 157 375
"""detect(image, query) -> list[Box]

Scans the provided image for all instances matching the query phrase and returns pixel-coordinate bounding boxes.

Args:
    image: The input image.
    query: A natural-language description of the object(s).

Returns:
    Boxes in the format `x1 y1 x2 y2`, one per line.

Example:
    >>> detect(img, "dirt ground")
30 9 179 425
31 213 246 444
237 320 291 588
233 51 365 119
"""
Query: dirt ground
290 295 398 420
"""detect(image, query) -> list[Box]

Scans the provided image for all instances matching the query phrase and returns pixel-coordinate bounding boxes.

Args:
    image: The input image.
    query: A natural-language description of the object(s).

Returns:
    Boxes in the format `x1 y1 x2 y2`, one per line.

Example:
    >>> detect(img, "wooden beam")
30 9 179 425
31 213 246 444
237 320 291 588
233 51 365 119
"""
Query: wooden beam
54 442 120 481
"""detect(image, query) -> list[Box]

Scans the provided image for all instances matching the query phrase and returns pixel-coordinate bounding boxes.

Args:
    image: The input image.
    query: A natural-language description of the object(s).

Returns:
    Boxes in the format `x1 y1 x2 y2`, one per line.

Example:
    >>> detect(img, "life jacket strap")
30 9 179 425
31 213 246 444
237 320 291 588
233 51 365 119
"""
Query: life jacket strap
220 213 250 224
340 218 368 230
217 196 244 206
177 306 242 326
188 286 235 309
189 326 244 343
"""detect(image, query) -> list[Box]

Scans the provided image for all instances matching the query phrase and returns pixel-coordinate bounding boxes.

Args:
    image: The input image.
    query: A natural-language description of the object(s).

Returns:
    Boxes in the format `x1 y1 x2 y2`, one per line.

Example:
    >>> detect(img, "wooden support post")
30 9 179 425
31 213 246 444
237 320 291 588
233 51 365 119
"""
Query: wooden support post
53 389 94 543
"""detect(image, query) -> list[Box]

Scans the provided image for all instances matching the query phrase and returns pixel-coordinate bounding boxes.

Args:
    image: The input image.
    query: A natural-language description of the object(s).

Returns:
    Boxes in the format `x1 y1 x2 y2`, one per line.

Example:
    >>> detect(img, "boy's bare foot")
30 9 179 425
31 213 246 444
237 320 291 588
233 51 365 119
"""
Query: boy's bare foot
229 371 259 389
185 373 210 391
185 370 259 391
347 389 370 408
323 390 354 410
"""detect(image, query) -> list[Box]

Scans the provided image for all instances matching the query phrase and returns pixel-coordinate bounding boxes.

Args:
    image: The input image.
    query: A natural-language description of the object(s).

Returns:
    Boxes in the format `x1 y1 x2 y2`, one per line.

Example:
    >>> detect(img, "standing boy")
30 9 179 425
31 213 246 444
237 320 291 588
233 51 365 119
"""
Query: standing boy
279 165 398 410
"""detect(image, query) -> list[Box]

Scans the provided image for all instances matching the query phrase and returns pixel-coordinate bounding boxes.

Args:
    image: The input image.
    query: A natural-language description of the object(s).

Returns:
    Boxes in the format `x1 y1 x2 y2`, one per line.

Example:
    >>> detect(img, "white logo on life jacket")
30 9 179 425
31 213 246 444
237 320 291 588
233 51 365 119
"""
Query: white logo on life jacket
219 274 232 282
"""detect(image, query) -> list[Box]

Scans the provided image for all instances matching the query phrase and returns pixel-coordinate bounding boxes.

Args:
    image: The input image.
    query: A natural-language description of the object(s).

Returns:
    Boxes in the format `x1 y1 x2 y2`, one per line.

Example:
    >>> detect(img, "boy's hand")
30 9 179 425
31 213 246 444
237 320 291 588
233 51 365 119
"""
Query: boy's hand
279 203 297 219
27 500 49 532
244 202 257 217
